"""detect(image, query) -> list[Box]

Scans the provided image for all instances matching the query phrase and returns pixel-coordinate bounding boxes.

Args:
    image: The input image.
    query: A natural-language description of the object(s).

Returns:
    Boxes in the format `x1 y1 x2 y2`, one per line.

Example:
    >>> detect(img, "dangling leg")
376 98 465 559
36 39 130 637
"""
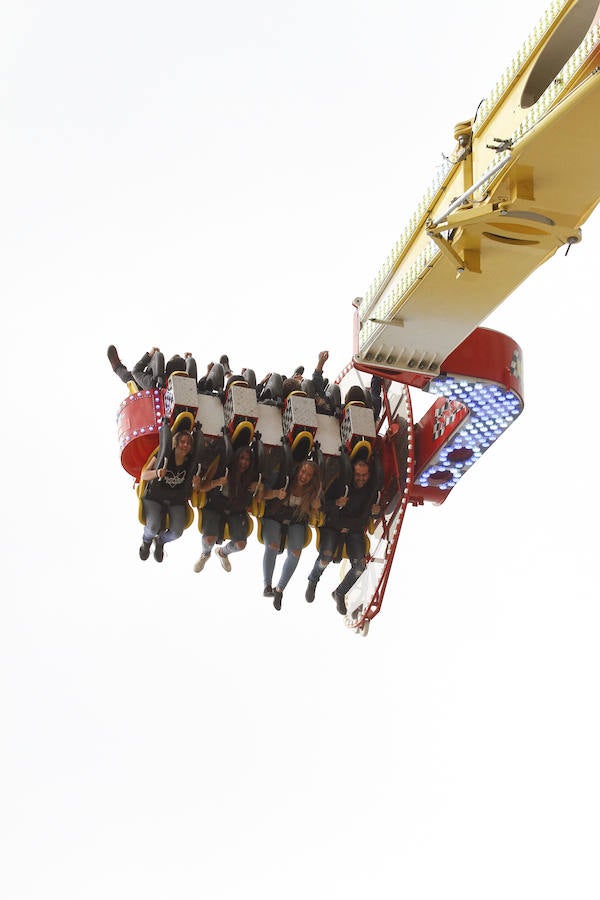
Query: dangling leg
107 345 134 384
276 524 306 591
193 508 220 573
217 538 246 572
154 504 187 563
305 528 337 602
333 531 367 614
141 499 163 560
271 524 303 611
202 535 216 554
261 518 281 596
277 549 301 590
158 505 186 543
216 513 249 572
193 534 215 572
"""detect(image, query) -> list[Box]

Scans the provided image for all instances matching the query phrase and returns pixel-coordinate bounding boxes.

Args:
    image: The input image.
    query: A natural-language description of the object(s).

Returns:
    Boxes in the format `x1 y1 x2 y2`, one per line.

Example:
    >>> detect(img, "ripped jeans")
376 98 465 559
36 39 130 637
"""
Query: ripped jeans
261 519 306 591
307 528 366 596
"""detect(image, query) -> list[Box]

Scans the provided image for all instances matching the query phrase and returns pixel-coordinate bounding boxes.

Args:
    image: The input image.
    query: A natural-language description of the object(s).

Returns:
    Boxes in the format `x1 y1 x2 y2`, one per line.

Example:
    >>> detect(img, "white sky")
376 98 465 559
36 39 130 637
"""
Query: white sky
2 1 599 898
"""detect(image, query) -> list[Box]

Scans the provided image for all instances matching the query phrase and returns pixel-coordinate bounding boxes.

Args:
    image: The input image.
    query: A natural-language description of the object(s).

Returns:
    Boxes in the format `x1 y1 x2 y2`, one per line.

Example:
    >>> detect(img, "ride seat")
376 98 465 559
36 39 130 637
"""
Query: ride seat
224 381 258 448
282 392 318 462
340 401 376 462
165 373 199 424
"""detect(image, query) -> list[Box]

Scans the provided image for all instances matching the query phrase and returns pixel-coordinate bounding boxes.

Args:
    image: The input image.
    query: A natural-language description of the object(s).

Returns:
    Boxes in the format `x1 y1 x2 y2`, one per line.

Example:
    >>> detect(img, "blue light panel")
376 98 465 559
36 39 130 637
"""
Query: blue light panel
417 376 523 491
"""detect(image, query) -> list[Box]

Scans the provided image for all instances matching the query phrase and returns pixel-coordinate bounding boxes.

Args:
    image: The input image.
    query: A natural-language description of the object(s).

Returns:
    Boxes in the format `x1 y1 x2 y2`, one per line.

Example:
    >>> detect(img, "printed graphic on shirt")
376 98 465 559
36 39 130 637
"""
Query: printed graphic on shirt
163 469 186 489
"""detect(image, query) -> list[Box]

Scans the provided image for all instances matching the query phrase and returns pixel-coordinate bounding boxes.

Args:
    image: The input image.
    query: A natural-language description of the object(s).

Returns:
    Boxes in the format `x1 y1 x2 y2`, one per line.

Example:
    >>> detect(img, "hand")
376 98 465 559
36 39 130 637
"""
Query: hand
215 475 228 488
276 488 287 500
192 475 200 490
156 467 166 479
336 495 348 508
316 351 328 373
371 504 380 516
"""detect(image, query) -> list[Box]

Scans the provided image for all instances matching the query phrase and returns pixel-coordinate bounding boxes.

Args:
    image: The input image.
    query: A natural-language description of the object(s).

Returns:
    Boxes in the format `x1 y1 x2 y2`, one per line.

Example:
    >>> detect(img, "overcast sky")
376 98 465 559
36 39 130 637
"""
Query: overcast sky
2 1 599 898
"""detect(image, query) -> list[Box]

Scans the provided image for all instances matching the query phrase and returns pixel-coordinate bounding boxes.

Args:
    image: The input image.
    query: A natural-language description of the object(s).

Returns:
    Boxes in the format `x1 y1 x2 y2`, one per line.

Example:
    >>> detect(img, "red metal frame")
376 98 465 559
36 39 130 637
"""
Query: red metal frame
336 363 415 632
343 325 524 629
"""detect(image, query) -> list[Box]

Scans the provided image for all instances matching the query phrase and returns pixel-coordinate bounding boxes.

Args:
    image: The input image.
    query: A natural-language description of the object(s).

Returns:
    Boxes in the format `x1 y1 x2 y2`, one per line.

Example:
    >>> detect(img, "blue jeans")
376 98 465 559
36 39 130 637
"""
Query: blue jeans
262 519 306 591
142 499 187 544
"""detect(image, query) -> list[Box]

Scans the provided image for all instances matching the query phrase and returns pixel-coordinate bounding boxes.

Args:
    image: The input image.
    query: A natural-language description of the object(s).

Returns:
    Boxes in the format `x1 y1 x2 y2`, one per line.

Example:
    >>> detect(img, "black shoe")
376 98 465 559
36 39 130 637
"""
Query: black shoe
107 344 122 372
219 354 232 376
273 588 283 611
139 540 151 561
305 581 316 603
154 539 164 562
332 590 346 615
263 585 274 597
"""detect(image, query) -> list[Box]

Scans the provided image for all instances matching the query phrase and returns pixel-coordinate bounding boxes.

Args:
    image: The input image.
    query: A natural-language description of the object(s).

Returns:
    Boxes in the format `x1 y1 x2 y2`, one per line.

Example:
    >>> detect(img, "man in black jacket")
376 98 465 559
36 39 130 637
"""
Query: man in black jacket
305 459 378 615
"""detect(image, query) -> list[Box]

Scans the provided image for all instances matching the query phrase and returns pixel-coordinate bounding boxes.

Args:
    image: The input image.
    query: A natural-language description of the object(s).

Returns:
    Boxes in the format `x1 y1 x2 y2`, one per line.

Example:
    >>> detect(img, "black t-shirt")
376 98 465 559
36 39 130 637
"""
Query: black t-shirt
205 471 254 515
144 450 193 505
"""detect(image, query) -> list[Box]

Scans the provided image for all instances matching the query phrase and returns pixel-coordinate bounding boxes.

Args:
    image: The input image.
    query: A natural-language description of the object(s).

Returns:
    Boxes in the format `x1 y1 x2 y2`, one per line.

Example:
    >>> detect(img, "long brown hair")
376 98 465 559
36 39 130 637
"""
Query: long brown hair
290 460 322 518
229 446 254 499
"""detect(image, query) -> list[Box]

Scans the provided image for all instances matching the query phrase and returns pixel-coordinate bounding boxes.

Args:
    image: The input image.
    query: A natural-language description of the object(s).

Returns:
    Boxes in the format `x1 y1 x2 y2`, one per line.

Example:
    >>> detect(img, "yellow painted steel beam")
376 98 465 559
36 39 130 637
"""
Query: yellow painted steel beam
357 0 600 376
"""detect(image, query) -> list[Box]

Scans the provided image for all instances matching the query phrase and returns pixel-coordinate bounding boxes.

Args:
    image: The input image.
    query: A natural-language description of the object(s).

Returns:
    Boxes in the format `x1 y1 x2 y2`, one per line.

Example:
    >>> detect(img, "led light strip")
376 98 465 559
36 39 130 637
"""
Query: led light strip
416 375 523 492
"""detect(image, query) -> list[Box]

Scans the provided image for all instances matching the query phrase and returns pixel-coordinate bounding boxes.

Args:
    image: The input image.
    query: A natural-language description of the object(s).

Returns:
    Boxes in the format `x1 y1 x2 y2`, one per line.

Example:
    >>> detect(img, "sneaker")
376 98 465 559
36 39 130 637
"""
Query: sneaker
219 354 232 376
332 590 346 615
139 540 151 561
263 585 274 597
305 581 316 603
273 588 283 611
193 554 210 573
107 344 122 371
216 547 232 572
154 539 164 563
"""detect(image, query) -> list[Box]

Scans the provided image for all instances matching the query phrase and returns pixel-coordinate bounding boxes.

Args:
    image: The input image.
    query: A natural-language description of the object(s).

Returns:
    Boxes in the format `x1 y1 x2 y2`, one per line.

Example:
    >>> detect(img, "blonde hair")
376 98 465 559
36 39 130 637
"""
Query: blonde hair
292 461 322 518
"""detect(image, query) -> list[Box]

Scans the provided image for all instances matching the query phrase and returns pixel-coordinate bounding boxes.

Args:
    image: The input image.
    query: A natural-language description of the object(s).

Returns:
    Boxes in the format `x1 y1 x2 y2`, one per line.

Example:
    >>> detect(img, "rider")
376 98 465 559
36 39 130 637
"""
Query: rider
308 350 339 415
193 446 260 574
139 430 200 562
304 459 379 615
261 461 322 611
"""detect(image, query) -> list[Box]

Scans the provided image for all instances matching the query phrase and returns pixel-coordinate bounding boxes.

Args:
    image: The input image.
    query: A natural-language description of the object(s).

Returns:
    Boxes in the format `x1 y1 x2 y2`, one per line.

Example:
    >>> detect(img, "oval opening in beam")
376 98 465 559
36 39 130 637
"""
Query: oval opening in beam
521 0 599 107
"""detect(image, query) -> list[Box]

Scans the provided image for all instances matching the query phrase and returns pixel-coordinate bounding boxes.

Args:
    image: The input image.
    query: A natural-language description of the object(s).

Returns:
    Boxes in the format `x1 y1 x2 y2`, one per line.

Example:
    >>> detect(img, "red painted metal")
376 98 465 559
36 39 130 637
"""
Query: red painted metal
117 390 164 479
343 371 415 632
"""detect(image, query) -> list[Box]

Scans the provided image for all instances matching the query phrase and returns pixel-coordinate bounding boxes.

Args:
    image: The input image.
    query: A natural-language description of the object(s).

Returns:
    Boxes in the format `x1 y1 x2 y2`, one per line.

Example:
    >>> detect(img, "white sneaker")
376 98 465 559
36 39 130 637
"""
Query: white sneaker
216 548 232 572
193 554 210 573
